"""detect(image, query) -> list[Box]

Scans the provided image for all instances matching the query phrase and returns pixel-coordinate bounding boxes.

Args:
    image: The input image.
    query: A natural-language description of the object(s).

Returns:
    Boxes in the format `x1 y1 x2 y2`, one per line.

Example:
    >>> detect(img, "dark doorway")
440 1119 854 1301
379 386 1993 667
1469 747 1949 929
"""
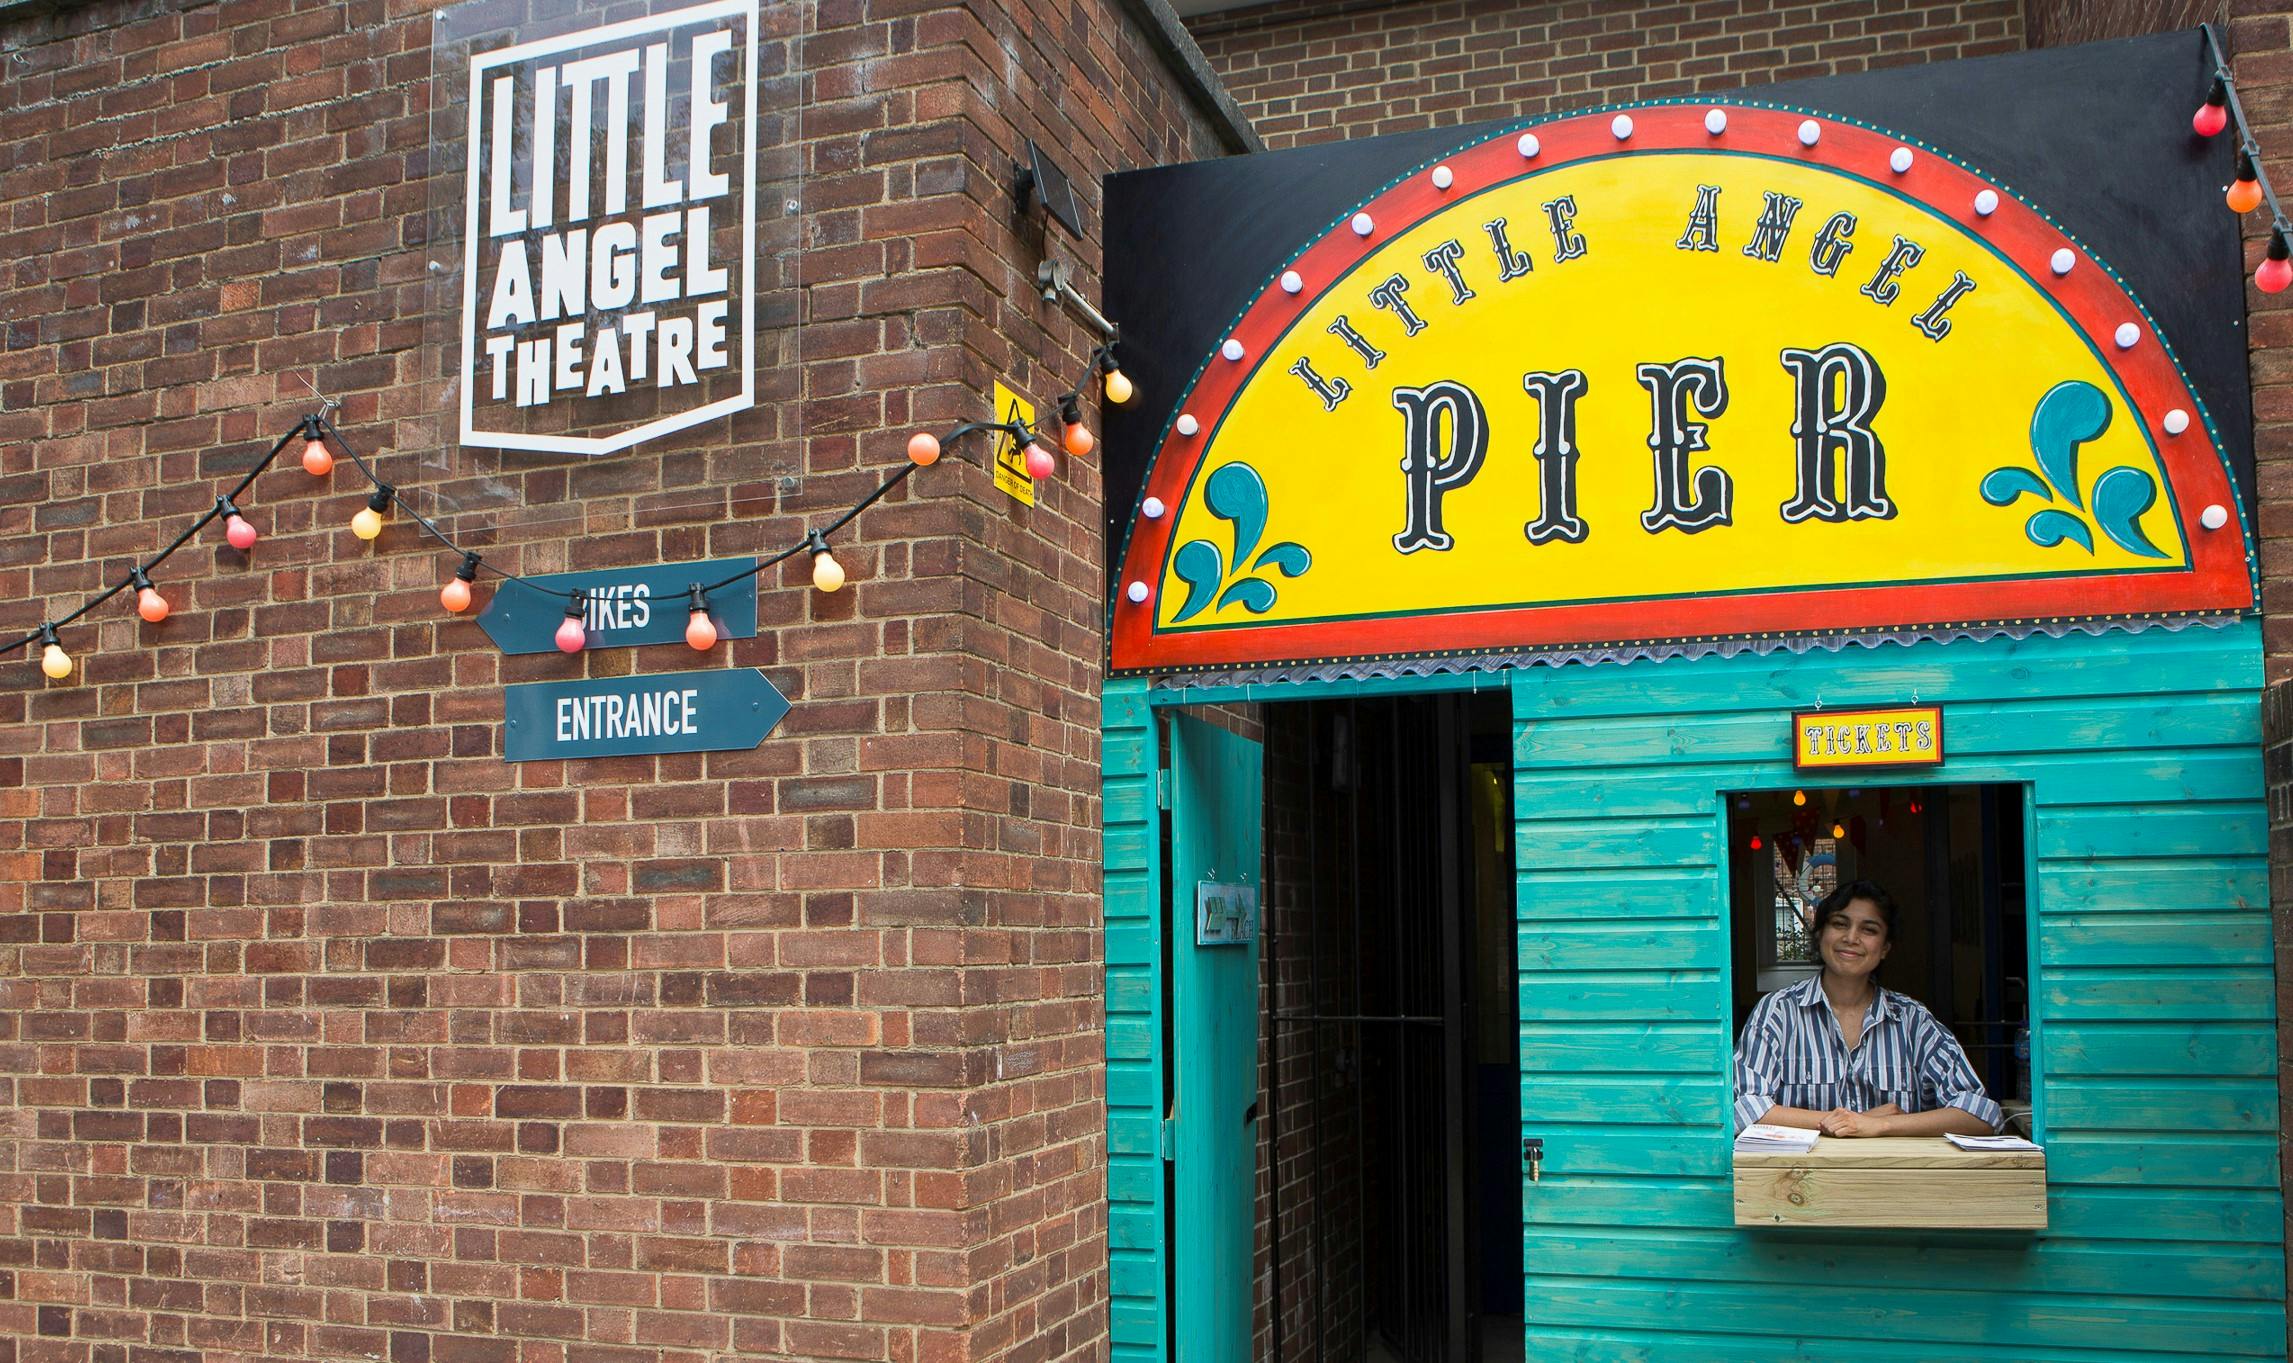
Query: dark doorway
1256 692 1521 1363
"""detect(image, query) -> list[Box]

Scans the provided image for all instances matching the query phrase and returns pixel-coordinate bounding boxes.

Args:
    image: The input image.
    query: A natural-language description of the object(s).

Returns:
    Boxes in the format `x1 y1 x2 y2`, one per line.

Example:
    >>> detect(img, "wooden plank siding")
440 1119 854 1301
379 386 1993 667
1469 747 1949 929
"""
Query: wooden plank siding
1510 625 2289 1361
1102 679 1167 1362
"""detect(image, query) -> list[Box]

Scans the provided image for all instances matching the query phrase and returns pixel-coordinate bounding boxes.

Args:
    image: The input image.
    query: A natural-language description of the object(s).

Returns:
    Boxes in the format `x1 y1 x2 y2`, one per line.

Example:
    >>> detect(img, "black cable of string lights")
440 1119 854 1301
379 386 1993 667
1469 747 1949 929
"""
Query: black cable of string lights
8 339 1132 674
2198 21 2293 292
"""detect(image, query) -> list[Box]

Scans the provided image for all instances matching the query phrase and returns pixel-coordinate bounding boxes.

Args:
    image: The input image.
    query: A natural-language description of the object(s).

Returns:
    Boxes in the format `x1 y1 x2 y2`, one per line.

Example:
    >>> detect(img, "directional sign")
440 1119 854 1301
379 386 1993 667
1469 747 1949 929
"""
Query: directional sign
502 668 790 762
477 558 760 655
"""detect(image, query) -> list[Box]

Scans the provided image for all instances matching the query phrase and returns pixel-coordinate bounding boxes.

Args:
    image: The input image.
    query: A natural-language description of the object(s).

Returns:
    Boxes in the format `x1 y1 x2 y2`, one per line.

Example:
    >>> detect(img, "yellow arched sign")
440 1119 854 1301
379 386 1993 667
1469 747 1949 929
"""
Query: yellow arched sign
1110 106 2252 674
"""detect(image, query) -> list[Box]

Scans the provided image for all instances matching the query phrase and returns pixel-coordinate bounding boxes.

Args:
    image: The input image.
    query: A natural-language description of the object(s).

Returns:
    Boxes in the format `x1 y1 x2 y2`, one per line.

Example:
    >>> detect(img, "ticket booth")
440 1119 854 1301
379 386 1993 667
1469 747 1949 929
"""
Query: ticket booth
1099 32 2287 1363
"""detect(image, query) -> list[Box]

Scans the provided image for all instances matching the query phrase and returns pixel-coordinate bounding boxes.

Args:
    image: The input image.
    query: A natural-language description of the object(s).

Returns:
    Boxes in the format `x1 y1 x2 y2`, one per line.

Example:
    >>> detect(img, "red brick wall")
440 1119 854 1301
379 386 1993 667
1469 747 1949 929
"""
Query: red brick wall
1188 0 2021 149
0 1 1227 1361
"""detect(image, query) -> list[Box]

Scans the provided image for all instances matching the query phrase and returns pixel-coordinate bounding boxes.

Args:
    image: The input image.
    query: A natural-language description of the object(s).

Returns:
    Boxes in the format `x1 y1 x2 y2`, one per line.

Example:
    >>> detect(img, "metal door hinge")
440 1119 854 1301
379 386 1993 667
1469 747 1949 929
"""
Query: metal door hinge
1159 1117 1176 1160
1155 770 1170 809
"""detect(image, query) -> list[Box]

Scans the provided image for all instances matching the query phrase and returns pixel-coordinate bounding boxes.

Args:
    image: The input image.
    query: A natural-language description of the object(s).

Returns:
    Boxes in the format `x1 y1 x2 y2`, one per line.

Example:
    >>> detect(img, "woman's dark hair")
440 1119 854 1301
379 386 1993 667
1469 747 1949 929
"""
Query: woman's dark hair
1813 879 1899 942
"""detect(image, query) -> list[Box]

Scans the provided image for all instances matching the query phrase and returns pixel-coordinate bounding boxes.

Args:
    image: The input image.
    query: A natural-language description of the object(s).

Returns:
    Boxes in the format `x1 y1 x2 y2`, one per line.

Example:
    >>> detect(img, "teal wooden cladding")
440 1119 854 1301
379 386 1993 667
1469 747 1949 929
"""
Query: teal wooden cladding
1512 624 2287 1361
1101 680 1168 1363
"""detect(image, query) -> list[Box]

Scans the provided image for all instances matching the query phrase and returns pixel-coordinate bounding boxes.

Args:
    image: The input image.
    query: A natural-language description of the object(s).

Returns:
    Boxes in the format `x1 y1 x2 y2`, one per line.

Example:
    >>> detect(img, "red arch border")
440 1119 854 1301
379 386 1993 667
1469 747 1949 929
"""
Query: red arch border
1109 104 2254 675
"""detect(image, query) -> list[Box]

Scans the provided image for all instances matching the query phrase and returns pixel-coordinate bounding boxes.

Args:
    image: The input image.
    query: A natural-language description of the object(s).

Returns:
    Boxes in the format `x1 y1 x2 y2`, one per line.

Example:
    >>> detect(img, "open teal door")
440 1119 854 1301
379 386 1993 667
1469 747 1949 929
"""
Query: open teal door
1167 713 1262 1363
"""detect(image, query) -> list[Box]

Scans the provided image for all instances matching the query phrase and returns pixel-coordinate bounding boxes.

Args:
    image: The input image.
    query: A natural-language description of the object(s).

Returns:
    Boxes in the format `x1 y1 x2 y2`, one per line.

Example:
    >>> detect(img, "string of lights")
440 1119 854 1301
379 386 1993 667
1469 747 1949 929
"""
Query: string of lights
2197 21 2293 293
8 341 1133 675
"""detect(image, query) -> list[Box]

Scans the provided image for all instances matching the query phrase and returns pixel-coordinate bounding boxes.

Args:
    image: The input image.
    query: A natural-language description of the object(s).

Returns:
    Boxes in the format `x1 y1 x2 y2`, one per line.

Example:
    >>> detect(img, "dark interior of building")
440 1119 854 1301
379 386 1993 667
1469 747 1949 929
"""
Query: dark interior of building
1255 693 1521 1363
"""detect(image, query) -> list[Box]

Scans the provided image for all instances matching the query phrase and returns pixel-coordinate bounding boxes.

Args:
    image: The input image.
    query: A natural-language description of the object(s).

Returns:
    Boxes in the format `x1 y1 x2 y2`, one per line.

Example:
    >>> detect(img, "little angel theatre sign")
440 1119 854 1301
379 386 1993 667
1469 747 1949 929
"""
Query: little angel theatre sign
450 0 760 455
1102 100 2257 674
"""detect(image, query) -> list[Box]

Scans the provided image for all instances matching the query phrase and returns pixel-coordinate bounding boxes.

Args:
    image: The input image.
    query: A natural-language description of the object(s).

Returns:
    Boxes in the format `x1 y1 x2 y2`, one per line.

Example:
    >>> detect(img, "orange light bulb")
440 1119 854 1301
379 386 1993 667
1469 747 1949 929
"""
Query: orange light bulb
137 586 170 623
907 431 941 466
686 609 718 650
1063 422 1095 457
301 437 334 476
440 577 472 613
2229 177 2265 214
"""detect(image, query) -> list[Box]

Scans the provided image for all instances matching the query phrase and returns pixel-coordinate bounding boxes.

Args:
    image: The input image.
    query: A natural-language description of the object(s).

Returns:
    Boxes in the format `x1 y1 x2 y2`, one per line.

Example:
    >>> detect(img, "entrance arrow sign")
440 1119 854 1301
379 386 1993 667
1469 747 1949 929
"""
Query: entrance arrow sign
477 558 761 655
502 668 791 762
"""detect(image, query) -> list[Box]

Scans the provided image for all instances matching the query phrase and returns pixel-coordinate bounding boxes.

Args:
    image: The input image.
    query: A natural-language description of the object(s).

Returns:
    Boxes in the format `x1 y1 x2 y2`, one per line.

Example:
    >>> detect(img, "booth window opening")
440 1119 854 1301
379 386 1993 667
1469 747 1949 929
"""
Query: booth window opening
1727 782 2034 1120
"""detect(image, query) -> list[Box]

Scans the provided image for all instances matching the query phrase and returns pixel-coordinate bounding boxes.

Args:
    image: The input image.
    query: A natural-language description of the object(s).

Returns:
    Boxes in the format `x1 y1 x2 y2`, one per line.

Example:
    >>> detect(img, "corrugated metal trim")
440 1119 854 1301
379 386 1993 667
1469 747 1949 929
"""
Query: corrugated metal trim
1141 614 2246 692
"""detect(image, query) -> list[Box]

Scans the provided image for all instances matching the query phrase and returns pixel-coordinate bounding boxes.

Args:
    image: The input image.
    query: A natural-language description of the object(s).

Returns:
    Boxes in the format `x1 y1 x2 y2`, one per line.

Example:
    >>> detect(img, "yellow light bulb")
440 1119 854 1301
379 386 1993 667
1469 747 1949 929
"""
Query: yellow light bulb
812 550 846 593
1104 368 1134 405
41 642 72 679
1831 822 1846 839
1792 789 1806 807
351 506 383 540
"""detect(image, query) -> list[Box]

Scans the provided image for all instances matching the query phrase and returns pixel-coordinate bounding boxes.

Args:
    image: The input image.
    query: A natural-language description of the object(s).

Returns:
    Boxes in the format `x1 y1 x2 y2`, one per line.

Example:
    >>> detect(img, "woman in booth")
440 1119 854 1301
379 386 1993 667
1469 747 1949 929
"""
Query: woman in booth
1733 880 2005 1137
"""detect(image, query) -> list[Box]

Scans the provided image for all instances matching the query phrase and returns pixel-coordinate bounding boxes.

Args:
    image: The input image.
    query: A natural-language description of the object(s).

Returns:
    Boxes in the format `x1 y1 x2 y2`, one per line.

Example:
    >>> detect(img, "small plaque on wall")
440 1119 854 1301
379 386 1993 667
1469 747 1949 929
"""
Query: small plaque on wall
1194 881 1257 947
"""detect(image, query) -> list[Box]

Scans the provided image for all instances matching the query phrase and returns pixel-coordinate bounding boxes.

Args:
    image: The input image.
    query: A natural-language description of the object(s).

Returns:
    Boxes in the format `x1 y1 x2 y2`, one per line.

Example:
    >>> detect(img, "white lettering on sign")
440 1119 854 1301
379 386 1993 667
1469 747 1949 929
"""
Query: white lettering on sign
458 0 759 455
554 687 704 742
582 582 653 632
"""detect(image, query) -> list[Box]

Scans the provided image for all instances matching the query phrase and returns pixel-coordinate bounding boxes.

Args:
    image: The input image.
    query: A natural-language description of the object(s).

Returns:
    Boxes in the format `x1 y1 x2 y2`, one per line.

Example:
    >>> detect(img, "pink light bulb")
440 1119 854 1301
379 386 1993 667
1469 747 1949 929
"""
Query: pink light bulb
1025 445 1057 481
555 614 586 653
2259 255 2293 294
686 609 718 651
225 513 258 550
2195 100 2229 138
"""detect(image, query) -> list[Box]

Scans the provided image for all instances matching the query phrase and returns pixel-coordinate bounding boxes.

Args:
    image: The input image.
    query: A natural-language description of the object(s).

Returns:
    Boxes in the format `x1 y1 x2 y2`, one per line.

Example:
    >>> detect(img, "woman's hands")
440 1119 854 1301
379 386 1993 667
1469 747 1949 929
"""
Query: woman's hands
1818 1103 1904 1137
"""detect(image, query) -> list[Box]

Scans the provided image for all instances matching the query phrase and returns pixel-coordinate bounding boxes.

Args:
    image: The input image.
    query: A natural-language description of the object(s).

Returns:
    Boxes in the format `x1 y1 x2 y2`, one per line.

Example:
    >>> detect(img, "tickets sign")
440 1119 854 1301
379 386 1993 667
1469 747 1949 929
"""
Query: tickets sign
458 0 759 455
1793 706 1943 771
1109 106 2255 674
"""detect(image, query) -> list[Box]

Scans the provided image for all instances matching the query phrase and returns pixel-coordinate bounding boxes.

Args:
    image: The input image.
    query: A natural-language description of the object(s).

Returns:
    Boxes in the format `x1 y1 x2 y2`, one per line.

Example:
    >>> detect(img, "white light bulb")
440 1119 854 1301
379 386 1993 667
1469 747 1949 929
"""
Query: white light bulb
1175 414 1199 437
1351 212 1374 237
2050 248 2075 276
1430 164 1453 190
2163 408 2190 435
812 551 845 593
2201 504 2230 531
1889 147 1914 174
1704 108 1727 135
1610 114 1633 140
1221 339 1245 362
1974 189 1999 217
1280 270 1303 294
2114 322 2141 349
1797 119 1821 147
1126 581 1149 603
1142 497 1166 519
1516 133 1540 158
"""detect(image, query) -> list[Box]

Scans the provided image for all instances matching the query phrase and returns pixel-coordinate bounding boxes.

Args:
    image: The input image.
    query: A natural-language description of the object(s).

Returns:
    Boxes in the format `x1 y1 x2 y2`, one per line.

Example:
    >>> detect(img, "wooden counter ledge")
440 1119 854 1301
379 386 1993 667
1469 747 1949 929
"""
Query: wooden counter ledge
1733 1136 2047 1229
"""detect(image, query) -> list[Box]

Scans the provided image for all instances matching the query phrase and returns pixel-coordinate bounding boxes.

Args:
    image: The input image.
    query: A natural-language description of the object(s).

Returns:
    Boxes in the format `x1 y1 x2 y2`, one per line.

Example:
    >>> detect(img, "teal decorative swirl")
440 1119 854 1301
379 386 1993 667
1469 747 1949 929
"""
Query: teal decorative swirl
1171 462 1312 622
1980 381 2164 559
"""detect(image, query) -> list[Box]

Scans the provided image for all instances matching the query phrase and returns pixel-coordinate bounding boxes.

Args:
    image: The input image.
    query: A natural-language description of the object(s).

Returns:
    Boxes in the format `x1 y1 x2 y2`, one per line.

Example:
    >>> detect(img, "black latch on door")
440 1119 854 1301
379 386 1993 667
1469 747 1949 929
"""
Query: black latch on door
1522 1137 1543 1183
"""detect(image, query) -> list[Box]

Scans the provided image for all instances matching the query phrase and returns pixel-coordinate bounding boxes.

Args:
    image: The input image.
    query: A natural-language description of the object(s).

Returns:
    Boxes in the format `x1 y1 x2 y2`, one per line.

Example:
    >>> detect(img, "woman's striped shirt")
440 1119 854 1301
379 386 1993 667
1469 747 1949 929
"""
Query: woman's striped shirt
1732 975 2005 1134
